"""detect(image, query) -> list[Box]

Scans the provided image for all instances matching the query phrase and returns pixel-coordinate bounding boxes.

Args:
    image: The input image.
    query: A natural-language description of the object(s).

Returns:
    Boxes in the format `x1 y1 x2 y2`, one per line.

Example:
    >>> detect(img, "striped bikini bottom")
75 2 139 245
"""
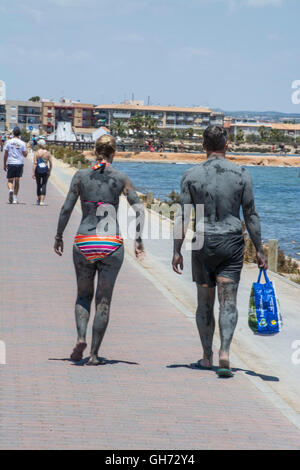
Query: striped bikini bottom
74 234 123 263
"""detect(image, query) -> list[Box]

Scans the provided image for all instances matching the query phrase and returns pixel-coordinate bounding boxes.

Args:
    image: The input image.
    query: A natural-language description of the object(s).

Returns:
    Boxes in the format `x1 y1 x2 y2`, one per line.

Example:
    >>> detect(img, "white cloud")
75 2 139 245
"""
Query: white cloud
175 46 211 61
23 6 44 23
113 33 144 44
47 0 150 13
204 0 283 9
70 50 92 62
48 0 86 5
0 43 92 64
267 32 280 41
246 0 282 7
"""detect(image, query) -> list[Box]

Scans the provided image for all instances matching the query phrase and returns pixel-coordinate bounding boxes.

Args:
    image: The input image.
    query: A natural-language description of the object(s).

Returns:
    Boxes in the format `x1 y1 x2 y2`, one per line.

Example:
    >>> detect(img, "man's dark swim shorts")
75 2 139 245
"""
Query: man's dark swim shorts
7 164 24 179
192 233 245 287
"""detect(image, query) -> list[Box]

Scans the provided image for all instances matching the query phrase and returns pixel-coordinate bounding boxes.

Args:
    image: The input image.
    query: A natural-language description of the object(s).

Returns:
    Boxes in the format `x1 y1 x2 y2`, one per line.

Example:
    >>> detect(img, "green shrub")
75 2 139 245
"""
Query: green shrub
49 145 87 165
292 275 300 285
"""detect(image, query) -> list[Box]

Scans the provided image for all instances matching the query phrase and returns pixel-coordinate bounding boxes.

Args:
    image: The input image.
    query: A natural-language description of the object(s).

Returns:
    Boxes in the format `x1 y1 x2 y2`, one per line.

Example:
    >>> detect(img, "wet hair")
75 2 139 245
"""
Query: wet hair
13 127 21 137
203 125 227 152
95 134 116 159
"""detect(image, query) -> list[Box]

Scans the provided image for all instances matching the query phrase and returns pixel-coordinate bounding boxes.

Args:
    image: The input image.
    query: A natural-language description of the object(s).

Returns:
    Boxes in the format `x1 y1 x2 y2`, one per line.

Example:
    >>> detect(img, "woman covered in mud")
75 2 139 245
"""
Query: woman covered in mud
54 135 145 365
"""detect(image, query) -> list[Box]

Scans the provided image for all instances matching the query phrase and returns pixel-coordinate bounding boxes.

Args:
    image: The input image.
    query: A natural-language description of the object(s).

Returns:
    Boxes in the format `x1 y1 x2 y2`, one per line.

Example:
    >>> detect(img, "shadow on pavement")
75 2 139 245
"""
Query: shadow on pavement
166 363 279 382
49 357 139 366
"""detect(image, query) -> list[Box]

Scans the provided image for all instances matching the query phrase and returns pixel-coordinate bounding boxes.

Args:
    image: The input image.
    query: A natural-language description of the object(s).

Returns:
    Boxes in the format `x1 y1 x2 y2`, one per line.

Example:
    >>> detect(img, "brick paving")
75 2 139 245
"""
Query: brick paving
0 157 300 449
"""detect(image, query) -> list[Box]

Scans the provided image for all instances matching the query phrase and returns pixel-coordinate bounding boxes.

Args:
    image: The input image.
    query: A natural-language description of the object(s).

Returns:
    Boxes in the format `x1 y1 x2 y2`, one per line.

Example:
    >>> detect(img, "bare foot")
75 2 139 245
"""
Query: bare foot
86 355 104 366
219 352 230 370
70 341 87 362
195 353 213 369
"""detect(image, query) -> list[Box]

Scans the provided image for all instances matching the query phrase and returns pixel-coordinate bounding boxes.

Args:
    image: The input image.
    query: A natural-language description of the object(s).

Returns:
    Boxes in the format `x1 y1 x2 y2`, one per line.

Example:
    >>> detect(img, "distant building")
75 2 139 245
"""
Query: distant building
271 122 300 139
94 101 222 131
41 99 95 134
3 100 42 133
0 103 5 132
225 117 300 141
0 80 6 101
225 118 272 139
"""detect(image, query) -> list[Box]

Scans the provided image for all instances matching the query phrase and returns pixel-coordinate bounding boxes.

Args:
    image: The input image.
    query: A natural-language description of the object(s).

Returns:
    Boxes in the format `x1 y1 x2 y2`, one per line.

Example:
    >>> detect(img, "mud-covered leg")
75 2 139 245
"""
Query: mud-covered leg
195 284 216 367
217 277 239 370
88 247 124 365
71 245 97 361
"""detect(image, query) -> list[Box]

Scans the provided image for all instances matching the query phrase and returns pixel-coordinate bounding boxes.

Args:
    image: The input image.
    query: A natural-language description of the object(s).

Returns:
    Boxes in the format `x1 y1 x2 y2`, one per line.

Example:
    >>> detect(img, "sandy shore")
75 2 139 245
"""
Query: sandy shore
84 150 300 167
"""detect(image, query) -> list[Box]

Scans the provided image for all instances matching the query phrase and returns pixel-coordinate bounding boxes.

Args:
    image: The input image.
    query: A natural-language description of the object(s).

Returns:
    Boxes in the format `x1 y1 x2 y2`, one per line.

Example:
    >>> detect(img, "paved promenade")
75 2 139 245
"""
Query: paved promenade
0 155 300 449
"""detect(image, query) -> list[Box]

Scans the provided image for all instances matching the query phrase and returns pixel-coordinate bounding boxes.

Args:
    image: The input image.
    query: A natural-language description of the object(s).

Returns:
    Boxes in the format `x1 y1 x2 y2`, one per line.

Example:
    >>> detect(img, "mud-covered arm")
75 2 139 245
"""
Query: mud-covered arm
241 170 263 252
56 171 81 239
173 173 192 256
172 173 192 274
123 176 145 243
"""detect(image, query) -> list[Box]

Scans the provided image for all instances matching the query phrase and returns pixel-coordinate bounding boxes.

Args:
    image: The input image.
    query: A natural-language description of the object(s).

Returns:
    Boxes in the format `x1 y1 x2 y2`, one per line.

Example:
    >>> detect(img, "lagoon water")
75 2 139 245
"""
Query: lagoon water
114 161 300 260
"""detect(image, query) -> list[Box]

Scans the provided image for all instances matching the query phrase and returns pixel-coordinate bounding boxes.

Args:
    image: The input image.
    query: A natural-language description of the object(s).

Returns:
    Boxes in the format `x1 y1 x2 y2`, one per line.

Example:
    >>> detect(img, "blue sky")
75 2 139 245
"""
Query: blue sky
0 0 299 112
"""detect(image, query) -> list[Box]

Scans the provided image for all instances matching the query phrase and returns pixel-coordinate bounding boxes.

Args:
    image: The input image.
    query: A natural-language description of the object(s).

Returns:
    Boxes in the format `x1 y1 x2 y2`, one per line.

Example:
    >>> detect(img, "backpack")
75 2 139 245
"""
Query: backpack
36 157 48 174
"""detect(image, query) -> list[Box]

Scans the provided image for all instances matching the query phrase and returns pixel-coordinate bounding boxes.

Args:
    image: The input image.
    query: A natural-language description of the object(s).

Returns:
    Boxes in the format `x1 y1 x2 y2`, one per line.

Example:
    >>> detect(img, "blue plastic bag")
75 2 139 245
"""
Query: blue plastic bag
248 269 283 335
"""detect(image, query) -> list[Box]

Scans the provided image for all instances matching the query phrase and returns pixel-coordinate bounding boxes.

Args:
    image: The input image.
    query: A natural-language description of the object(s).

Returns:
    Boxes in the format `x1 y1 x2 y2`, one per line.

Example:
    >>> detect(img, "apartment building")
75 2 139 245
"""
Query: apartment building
225 118 272 138
1 100 42 133
225 117 300 140
0 104 5 132
94 102 222 130
42 99 94 134
271 122 300 139
0 80 6 101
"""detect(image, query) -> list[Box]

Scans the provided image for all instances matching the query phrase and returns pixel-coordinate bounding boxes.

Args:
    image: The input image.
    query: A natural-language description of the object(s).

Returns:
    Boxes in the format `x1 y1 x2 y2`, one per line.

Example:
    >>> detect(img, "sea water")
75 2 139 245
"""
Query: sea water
114 162 300 260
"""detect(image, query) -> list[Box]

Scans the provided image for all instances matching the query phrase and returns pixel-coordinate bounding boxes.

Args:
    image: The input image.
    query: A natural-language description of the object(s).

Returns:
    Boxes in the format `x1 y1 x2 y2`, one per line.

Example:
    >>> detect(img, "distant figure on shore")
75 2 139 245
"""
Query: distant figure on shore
3 127 28 204
32 139 52 205
54 135 145 365
159 142 165 152
172 125 267 377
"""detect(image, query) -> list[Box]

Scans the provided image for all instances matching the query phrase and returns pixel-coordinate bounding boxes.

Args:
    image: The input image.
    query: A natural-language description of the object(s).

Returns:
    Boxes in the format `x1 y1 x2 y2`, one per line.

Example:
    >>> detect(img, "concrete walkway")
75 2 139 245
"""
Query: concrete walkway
0 153 300 449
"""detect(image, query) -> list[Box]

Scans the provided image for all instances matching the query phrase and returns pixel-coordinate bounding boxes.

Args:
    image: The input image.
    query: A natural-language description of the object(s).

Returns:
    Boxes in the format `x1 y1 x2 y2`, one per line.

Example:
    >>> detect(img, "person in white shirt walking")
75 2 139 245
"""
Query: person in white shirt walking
3 127 28 204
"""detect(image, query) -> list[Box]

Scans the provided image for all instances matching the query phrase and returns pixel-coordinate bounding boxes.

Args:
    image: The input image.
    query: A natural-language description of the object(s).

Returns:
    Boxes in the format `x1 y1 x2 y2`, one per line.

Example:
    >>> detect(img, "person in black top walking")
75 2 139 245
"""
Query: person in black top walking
32 139 52 205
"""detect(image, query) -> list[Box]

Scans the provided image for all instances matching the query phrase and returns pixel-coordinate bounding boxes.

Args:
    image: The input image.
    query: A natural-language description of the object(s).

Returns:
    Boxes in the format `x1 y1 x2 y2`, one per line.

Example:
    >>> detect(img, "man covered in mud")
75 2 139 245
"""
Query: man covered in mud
54 135 145 365
172 125 267 377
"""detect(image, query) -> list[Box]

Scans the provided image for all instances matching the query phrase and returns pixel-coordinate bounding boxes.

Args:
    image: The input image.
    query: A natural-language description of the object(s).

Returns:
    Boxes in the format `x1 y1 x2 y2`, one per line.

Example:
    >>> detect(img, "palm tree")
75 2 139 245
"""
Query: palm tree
258 126 269 143
128 115 144 136
110 119 127 137
128 115 145 151
269 128 283 143
143 116 158 137
236 129 245 143
186 127 194 138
